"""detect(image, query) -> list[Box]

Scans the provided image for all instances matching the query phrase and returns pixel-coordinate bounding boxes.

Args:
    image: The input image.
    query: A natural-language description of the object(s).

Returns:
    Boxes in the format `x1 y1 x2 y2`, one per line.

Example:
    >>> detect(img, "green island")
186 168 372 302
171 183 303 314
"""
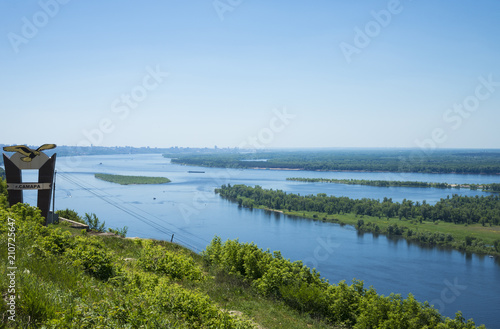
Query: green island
287 177 500 192
216 184 500 257
164 149 500 174
0 178 487 328
94 173 171 185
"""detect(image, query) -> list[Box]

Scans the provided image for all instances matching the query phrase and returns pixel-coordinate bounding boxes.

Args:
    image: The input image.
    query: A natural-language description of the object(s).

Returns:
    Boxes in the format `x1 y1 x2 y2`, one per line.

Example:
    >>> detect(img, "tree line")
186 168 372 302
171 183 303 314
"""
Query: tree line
217 184 500 226
167 149 500 174
287 177 500 192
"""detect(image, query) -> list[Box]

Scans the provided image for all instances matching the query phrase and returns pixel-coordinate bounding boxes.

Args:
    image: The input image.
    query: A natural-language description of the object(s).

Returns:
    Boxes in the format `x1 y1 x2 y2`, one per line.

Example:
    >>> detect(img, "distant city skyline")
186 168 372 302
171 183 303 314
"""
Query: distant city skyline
1 1 499 150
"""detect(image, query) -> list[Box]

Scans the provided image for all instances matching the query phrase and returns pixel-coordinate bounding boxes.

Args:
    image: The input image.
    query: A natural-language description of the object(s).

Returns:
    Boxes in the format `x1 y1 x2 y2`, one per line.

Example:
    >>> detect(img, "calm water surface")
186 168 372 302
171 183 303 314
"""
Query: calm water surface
21 154 500 328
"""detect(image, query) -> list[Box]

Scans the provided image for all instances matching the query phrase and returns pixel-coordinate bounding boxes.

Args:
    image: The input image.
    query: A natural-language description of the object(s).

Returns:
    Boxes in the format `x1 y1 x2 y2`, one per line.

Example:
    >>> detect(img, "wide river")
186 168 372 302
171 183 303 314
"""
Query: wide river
21 154 500 328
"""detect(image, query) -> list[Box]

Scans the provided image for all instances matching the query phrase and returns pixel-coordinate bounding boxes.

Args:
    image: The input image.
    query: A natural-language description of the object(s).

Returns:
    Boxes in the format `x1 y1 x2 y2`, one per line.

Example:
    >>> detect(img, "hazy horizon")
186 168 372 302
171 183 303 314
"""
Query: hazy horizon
3 143 500 152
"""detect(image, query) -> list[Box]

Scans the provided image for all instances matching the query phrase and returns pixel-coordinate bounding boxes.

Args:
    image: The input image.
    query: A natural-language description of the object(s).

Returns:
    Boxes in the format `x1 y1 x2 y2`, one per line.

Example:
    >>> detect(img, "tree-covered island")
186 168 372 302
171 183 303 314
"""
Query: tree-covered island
94 173 171 185
287 177 500 192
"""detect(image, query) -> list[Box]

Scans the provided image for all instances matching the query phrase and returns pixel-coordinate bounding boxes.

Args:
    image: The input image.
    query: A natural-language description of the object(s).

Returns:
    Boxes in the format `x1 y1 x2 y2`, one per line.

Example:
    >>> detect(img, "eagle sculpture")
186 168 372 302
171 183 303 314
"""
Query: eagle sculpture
3 144 56 162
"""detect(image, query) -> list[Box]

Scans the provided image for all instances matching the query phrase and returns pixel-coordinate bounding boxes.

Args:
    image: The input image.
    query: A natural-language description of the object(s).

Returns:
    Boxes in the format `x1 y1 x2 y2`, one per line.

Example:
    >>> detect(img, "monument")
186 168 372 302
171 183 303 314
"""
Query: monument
2 144 57 225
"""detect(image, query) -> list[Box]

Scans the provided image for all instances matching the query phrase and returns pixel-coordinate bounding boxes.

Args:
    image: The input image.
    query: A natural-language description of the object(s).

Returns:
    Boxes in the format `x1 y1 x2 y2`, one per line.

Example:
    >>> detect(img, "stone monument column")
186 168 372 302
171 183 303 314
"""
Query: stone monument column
2 144 57 225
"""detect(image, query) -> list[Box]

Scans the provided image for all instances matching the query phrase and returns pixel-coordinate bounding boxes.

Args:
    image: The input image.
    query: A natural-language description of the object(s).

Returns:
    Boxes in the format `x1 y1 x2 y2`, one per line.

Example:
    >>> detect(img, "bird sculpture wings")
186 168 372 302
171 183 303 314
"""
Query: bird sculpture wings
3 144 56 162
36 144 57 152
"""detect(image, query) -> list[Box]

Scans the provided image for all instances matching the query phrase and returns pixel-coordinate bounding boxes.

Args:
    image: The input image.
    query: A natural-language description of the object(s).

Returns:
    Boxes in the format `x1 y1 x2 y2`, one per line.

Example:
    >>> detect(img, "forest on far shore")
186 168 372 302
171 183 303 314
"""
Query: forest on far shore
165 149 500 174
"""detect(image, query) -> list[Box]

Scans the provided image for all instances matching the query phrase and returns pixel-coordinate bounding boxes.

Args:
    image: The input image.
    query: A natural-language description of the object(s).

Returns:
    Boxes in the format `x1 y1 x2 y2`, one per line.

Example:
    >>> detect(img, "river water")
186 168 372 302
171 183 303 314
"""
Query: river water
21 154 500 328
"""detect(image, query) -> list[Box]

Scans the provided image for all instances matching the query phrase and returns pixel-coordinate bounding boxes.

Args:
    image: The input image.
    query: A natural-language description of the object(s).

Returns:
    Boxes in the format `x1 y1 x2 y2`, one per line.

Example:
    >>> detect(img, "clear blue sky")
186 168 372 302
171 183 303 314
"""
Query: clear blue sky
1 0 499 149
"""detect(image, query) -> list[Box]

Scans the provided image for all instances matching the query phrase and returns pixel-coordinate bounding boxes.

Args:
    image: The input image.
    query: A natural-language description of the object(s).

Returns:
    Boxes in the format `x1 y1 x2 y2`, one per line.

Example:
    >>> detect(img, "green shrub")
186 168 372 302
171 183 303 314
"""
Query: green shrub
65 236 115 281
0 177 8 208
149 278 254 328
279 281 329 316
253 256 324 298
84 213 106 232
137 242 203 281
35 228 74 255
56 208 85 224
108 226 128 237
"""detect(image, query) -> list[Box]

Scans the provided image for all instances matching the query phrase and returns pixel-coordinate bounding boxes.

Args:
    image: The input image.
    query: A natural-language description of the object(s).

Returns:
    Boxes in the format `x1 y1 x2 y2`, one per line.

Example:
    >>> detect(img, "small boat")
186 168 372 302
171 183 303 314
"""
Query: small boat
489 255 494 258
188 170 205 173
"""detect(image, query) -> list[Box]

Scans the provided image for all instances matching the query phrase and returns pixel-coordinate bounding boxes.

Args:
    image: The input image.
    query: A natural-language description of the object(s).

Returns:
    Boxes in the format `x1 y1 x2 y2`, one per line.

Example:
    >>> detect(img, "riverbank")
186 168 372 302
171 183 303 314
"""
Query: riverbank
216 184 500 257
261 207 500 257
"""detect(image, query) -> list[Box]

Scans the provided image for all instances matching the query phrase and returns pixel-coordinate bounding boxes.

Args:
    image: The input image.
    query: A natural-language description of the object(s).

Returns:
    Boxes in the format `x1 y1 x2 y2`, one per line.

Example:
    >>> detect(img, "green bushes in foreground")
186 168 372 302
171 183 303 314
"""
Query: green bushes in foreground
0 204 255 328
55 208 85 224
137 241 204 281
0 178 8 209
203 236 485 329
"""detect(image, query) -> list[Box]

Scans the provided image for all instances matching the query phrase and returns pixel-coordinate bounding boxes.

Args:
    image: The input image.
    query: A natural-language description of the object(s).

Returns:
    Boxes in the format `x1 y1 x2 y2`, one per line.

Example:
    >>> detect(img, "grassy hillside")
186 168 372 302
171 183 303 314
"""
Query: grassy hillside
0 204 334 328
95 173 171 185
